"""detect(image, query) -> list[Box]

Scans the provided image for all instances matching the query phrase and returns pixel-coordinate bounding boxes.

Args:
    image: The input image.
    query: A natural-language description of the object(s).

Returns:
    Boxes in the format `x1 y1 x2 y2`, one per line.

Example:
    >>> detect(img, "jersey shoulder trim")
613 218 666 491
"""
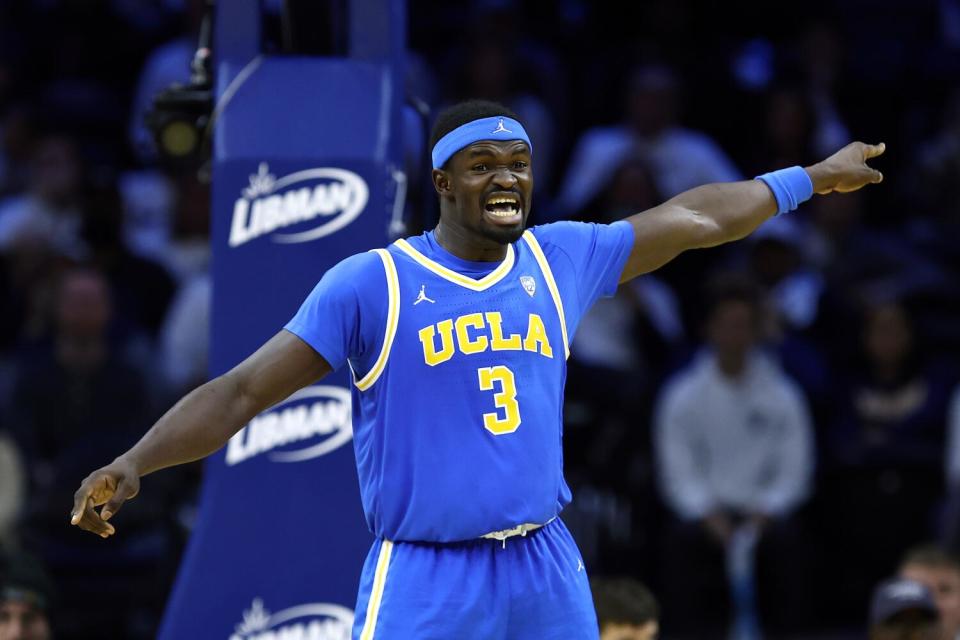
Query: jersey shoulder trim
353 248 400 391
393 237 515 291
522 230 570 359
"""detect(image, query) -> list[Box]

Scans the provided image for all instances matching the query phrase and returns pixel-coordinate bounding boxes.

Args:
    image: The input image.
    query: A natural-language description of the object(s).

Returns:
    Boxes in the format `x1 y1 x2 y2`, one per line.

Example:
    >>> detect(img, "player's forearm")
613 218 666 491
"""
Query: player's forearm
669 179 779 249
117 372 261 477
117 332 331 476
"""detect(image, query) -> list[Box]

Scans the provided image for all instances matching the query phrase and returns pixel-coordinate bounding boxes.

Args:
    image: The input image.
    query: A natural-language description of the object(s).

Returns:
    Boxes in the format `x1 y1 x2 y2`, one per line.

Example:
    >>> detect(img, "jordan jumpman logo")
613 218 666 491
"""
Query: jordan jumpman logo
414 285 436 305
491 118 512 134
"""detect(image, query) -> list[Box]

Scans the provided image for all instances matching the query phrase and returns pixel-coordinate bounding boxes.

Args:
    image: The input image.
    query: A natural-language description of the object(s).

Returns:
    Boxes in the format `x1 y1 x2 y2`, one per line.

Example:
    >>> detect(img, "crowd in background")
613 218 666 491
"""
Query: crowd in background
1 0 960 637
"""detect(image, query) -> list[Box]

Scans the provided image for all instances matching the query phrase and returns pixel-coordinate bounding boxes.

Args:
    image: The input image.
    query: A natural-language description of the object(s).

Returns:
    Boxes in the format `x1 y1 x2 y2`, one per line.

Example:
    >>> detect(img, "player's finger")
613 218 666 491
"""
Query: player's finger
872 169 884 183
101 478 136 522
74 498 116 538
863 142 886 159
71 481 95 525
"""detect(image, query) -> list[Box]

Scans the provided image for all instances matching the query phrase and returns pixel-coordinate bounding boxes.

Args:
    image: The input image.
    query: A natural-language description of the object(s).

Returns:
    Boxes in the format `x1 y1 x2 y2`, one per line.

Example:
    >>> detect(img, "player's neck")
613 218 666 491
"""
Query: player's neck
434 221 509 262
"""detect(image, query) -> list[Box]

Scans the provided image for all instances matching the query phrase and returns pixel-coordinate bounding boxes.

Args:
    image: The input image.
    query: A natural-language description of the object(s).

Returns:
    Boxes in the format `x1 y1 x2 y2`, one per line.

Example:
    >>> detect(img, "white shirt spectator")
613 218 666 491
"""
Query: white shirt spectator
119 169 176 263
160 273 210 392
572 276 683 371
945 385 960 486
0 431 25 546
0 194 85 258
654 349 814 520
557 125 741 217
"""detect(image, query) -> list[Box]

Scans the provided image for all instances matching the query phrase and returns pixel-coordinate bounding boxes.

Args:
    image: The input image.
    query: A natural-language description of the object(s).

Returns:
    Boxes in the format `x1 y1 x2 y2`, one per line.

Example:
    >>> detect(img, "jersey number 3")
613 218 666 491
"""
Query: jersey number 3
477 366 521 435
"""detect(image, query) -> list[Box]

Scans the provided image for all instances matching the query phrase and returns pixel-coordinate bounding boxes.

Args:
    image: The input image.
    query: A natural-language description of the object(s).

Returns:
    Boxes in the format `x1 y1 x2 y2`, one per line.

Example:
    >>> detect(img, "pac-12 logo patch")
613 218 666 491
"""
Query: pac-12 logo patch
520 275 536 296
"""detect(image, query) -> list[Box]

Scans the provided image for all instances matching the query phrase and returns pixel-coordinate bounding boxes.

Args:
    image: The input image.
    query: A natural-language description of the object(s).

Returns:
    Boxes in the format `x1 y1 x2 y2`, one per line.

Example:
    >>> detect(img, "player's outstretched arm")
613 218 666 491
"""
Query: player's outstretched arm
70 330 331 538
618 141 886 282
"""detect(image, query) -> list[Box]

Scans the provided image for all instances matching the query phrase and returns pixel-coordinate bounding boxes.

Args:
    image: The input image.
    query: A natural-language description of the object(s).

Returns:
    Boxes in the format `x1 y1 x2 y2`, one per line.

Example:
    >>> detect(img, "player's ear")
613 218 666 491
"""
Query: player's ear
432 168 451 196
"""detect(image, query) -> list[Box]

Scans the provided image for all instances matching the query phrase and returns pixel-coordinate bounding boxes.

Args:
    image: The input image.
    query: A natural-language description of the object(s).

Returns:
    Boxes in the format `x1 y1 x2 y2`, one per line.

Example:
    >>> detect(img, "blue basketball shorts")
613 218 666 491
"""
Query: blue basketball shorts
351 518 599 639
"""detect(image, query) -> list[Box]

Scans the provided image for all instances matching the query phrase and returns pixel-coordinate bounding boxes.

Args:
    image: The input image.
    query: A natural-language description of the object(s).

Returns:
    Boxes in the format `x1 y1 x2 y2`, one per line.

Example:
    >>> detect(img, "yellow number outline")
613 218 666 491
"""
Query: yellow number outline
477 365 521 435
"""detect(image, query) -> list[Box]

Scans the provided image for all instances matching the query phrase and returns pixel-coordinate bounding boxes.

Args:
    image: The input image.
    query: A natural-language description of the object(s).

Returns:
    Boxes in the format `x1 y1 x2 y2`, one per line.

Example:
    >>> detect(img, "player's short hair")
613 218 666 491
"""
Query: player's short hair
591 577 659 628
429 99 521 164
901 543 960 574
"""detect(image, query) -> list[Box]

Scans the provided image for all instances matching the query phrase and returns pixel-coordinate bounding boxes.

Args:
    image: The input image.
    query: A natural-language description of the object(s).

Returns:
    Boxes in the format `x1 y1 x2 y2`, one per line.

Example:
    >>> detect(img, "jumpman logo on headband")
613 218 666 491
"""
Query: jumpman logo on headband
414 285 436 305
491 118 512 134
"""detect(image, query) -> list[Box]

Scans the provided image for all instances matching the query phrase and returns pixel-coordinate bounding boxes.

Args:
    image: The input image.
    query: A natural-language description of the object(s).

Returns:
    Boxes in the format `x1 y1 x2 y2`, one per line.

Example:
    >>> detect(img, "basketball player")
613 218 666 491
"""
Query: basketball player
70 100 884 638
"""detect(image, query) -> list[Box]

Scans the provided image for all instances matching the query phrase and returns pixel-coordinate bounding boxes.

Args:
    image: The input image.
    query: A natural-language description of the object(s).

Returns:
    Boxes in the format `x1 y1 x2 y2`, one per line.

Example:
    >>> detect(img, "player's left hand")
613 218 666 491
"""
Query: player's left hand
805 141 885 195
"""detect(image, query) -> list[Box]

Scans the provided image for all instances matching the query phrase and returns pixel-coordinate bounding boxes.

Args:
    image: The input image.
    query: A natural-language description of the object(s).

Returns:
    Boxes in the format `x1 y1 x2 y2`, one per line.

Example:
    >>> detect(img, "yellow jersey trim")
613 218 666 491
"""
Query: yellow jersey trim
394 237 514 292
522 231 570 359
354 249 400 391
358 539 393 640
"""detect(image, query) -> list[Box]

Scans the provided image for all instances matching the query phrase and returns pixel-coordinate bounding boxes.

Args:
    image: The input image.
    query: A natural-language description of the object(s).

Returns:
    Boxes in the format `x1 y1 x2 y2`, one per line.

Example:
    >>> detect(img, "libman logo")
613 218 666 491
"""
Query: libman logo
229 163 369 247
230 598 354 640
226 386 352 466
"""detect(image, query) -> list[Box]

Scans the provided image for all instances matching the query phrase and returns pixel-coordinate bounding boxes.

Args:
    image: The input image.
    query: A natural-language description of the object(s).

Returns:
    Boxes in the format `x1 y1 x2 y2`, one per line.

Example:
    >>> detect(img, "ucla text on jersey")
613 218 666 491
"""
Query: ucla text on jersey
285 221 634 543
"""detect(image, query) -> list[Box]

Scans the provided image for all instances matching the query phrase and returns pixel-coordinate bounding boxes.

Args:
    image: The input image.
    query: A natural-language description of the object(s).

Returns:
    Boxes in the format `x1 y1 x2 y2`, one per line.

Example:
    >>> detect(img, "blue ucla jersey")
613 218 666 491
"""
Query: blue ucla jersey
285 221 633 542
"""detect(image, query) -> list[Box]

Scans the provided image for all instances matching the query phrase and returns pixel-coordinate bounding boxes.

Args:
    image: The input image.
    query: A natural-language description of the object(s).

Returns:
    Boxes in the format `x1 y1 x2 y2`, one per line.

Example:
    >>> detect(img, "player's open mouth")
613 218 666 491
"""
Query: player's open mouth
483 194 523 225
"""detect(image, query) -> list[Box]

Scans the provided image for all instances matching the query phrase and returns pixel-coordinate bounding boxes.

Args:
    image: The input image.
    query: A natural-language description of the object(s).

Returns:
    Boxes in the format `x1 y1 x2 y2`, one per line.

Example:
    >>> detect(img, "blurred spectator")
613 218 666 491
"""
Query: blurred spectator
821 301 954 622
653 276 814 634
0 551 54 640
796 21 852 158
869 578 940 640
740 216 833 419
591 577 659 640
122 0 203 263
117 168 176 264
7 266 181 636
910 88 960 227
801 193 946 313
0 432 25 549
159 274 209 394
556 64 740 218
0 232 66 354
899 545 960 640
82 182 176 342
746 215 823 333
563 155 682 578
9 267 147 532
158 174 210 394
828 301 950 475
162 173 210 283
945 386 960 553
0 106 37 198
744 86 821 177
568 155 683 484
440 3 562 209
0 135 86 260
454 38 557 207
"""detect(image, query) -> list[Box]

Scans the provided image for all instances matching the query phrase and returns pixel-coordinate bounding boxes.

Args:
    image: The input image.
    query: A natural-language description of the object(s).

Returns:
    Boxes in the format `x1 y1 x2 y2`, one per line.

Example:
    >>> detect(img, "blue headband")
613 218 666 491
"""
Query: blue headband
431 116 532 169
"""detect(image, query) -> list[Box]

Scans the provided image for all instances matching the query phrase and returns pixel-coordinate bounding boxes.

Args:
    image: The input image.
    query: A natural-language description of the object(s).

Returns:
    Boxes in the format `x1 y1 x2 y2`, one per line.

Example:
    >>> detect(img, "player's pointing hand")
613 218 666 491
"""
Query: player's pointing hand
70 457 141 538
806 141 886 195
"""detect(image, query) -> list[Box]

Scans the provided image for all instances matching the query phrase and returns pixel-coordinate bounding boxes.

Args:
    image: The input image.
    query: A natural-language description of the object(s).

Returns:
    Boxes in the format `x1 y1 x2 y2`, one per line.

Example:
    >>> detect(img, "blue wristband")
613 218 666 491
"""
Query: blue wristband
755 166 814 216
